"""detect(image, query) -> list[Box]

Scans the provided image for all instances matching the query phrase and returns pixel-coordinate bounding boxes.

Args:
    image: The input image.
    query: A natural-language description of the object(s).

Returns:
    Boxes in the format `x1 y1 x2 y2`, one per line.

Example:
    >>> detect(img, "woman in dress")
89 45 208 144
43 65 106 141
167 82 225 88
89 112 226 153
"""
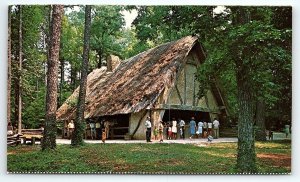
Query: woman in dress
197 121 204 138
171 118 177 140
189 117 196 139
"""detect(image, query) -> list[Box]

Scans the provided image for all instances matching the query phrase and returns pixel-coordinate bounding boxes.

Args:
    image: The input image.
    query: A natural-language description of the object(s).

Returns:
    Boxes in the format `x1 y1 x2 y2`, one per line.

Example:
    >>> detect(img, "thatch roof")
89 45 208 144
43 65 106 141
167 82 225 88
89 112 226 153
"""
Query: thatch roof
57 36 204 120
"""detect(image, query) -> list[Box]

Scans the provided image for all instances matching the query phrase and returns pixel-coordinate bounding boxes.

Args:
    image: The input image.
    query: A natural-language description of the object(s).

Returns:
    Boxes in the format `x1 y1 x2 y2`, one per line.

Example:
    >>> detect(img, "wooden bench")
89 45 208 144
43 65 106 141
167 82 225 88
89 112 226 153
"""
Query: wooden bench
21 129 44 145
110 127 129 139
7 134 22 146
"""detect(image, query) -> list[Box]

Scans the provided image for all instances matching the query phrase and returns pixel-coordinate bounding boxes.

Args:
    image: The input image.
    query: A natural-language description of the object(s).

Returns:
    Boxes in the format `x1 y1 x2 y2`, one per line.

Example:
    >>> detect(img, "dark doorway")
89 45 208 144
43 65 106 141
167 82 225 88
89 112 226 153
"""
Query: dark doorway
162 109 210 124
100 114 130 139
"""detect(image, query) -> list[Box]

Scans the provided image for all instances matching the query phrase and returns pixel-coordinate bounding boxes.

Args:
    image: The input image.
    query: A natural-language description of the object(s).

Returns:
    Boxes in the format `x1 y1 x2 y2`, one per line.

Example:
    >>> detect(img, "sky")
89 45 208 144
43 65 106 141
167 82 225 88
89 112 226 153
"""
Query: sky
122 9 138 28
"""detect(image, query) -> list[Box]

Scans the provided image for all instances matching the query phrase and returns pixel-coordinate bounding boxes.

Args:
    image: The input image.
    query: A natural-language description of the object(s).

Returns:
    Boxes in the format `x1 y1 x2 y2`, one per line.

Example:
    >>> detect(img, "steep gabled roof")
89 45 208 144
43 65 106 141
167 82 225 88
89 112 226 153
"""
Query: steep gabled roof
57 36 203 120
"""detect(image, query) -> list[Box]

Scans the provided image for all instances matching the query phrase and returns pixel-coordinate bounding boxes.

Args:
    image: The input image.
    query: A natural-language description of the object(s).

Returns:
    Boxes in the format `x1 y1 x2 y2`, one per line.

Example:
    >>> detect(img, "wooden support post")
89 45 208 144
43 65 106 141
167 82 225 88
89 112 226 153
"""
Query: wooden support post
193 74 196 106
184 67 187 105
175 85 183 105
204 94 213 121
111 128 114 139
31 137 36 145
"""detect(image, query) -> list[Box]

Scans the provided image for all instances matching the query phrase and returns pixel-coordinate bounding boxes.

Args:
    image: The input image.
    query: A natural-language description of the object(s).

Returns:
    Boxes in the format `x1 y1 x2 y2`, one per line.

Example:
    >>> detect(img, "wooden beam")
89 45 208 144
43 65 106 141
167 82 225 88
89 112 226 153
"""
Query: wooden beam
193 74 196 106
204 94 213 120
184 67 187 104
154 104 221 113
195 95 200 106
175 85 183 104
214 79 230 116
204 94 210 109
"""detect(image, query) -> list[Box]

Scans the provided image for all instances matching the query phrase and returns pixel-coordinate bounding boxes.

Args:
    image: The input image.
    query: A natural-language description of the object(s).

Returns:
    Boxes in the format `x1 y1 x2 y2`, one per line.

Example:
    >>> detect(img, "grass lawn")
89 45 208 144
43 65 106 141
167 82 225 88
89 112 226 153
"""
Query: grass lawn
7 140 291 174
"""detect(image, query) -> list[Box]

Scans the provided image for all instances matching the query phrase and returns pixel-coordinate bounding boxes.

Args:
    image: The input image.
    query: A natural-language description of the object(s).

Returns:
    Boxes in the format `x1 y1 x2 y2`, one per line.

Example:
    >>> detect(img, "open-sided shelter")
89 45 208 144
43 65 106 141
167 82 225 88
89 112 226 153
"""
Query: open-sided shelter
56 36 228 139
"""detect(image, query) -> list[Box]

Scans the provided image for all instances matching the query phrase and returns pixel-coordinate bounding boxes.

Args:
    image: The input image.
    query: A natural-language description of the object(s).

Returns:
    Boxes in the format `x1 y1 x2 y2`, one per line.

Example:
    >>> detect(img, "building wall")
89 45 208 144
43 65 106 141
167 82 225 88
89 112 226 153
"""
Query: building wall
129 109 165 140
185 63 197 106
128 51 222 140
129 111 148 139
205 90 219 111
166 52 219 111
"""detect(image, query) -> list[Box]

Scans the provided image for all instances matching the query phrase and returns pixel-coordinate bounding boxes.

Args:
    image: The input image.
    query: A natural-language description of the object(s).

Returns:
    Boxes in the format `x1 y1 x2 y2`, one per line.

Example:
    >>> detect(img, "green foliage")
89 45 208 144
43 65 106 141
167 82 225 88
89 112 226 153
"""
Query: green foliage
66 96 78 107
22 87 46 128
10 5 49 127
90 6 125 66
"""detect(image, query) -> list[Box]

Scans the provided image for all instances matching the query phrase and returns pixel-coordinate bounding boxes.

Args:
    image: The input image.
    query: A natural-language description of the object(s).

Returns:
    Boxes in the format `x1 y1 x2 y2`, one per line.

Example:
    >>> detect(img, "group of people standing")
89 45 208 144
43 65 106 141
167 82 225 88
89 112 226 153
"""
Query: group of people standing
145 116 164 142
66 119 111 143
145 116 220 142
189 117 220 139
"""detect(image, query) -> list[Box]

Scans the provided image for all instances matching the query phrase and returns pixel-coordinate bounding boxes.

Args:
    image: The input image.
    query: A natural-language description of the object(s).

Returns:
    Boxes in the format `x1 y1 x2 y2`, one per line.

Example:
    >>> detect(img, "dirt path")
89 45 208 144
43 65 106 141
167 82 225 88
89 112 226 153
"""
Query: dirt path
56 138 238 144
257 153 291 167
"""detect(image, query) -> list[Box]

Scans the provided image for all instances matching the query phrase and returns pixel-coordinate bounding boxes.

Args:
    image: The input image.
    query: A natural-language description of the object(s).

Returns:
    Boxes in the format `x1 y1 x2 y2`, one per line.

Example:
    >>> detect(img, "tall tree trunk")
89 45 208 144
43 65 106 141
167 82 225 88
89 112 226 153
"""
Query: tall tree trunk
97 50 102 68
236 68 256 172
59 59 64 106
255 100 266 141
17 5 23 134
14 77 19 126
7 6 12 124
71 5 92 146
45 5 52 86
42 5 64 150
233 7 257 173
70 65 77 90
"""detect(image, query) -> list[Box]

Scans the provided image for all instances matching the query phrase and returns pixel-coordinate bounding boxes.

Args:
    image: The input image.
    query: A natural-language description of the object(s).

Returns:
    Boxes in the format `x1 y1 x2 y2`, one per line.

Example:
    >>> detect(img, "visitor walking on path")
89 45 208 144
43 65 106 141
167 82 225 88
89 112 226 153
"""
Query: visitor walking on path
68 120 75 139
145 116 152 142
189 117 196 139
179 118 185 139
172 118 178 139
208 121 213 135
213 118 220 139
158 121 164 142
207 134 213 142
89 122 96 139
284 124 290 138
153 125 158 140
197 121 204 138
167 123 172 140
101 120 106 143
203 121 208 134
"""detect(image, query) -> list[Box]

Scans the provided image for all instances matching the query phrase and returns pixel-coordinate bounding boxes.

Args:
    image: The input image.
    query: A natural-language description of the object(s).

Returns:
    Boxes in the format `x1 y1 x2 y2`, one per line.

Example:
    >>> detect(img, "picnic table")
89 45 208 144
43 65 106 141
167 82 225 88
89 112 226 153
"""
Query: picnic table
21 129 44 144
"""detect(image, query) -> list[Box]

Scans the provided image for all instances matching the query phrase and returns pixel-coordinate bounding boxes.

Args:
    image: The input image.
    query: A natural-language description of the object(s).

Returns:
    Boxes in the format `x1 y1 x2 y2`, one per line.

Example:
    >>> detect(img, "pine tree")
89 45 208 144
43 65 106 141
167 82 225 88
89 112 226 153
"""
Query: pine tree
71 5 92 146
7 6 12 125
16 5 23 134
42 5 64 150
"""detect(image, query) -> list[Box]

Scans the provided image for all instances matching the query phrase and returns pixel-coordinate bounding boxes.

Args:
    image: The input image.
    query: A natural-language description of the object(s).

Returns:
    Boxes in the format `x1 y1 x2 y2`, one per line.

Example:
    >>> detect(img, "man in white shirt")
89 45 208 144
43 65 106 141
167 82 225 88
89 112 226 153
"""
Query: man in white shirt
145 116 152 142
213 118 220 139
179 118 185 139
68 120 75 139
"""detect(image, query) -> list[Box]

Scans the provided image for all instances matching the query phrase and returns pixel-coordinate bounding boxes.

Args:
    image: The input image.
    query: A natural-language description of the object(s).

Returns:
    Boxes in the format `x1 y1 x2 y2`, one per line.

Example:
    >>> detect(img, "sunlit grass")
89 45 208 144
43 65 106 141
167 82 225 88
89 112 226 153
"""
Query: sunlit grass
7 141 291 174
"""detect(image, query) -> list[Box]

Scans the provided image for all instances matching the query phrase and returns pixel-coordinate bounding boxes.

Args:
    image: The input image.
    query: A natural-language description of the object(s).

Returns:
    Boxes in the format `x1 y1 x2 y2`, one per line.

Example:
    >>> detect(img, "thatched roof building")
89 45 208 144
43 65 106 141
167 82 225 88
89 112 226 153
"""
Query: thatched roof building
57 36 227 139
